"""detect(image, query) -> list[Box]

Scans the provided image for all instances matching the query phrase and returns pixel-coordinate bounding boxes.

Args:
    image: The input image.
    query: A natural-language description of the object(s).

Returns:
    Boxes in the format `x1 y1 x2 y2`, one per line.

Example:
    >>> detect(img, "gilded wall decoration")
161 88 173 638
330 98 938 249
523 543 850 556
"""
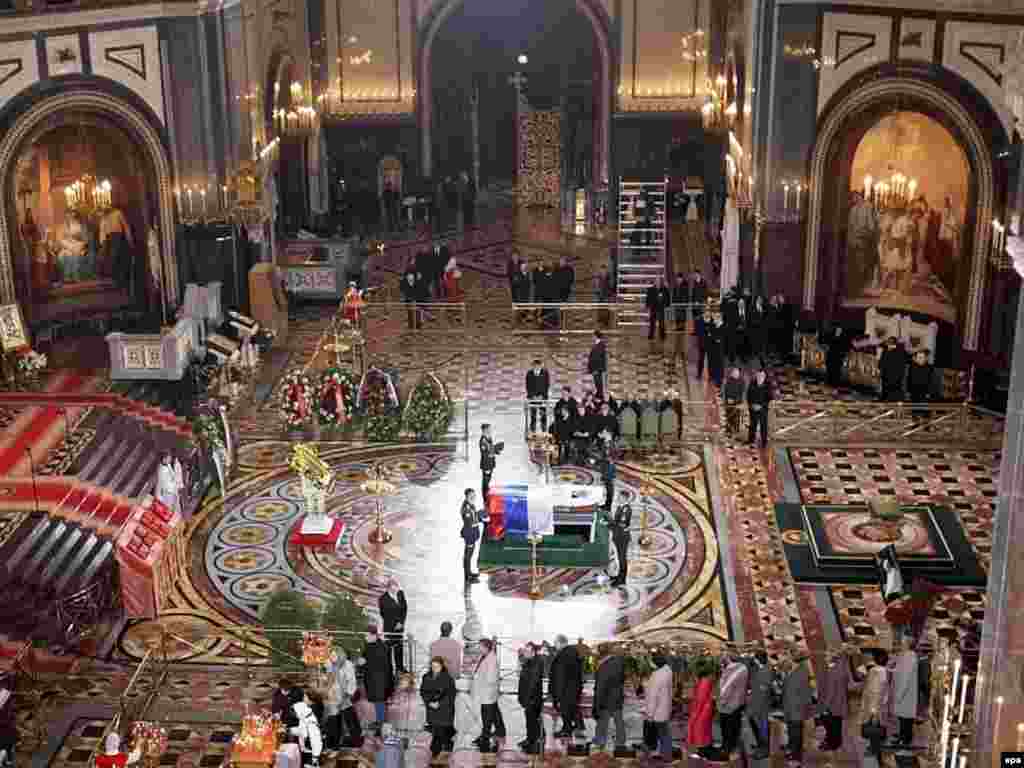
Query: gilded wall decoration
517 108 561 208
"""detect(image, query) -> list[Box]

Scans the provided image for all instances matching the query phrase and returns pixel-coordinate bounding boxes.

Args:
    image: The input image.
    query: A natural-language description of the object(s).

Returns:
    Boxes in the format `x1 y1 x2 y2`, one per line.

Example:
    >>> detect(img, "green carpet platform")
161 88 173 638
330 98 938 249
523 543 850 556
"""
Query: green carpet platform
775 503 987 587
478 520 610 569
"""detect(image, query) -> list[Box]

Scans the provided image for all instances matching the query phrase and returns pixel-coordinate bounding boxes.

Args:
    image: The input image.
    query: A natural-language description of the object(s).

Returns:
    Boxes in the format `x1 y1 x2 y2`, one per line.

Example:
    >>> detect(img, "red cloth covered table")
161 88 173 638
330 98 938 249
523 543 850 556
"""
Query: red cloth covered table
289 517 345 551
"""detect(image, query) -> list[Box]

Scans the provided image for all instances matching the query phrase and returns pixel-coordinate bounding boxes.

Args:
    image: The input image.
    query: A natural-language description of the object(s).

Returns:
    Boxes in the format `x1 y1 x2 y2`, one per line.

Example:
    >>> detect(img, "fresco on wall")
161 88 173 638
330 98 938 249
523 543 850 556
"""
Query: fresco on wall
843 111 968 325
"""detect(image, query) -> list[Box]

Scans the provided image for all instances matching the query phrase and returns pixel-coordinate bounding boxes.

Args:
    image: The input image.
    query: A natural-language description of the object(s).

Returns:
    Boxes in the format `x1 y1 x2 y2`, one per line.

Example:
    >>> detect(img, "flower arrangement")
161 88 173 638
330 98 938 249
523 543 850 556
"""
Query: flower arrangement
131 722 169 757
191 412 225 451
357 367 399 414
302 631 332 666
280 369 314 428
401 373 452 440
317 367 356 427
235 709 281 751
366 412 401 443
16 349 46 376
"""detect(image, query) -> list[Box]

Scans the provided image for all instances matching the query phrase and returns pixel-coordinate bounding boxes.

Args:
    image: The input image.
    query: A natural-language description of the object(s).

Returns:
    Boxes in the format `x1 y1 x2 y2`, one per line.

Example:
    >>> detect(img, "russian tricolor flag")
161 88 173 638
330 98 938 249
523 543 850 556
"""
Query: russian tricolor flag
485 484 555 540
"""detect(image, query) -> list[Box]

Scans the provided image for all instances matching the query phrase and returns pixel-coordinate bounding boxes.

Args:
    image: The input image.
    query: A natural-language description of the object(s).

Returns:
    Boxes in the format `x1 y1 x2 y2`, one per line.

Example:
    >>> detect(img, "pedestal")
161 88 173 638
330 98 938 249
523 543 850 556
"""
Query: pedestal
975 286 1024 767
290 516 345 551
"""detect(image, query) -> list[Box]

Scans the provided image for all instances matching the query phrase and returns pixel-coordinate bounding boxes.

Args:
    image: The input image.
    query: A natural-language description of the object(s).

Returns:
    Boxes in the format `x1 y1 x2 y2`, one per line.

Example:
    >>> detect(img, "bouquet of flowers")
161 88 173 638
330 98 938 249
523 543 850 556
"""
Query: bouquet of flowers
317 368 356 427
131 721 169 757
302 631 331 666
401 373 452 439
357 368 399 415
279 369 314 428
16 349 46 376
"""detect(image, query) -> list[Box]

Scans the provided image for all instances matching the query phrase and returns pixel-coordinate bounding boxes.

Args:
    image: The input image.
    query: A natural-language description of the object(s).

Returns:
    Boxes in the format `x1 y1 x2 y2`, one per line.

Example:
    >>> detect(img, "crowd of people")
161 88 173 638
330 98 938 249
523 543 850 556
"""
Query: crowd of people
269 612 928 767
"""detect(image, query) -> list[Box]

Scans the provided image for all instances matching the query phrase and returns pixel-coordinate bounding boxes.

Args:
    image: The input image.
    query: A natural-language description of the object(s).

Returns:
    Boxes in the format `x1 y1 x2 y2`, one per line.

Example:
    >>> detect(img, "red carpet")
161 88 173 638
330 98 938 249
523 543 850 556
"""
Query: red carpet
0 371 102 476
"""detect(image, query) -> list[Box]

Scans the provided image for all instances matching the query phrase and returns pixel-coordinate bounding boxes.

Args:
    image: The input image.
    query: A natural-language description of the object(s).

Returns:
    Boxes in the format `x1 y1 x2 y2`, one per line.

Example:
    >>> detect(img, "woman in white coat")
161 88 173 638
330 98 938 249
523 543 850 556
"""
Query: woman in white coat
324 647 360 747
291 696 324 767
470 638 504 751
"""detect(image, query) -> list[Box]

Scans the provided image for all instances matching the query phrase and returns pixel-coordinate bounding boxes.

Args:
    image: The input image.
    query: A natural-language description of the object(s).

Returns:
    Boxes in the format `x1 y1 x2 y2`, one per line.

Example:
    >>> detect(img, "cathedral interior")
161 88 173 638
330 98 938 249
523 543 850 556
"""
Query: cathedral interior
0 0 1023 765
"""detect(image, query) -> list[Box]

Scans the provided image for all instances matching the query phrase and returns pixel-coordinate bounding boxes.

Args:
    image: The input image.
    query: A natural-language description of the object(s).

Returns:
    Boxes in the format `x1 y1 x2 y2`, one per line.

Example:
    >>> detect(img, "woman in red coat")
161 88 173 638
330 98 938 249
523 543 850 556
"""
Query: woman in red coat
687 666 715 752
442 257 463 302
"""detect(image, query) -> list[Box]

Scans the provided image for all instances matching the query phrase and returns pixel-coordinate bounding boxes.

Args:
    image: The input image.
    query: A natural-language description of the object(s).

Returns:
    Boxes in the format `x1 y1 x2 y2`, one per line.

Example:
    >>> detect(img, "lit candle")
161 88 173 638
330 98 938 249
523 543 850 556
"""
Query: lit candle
864 175 872 198
950 735 959 767
796 183 803 212
952 658 961 705
186 186 193 217
201 187 208 217
959 756 966 768
222 184 228 211
783 183 790 212
958 674 970 723
908 179 917 199
940 692 952 767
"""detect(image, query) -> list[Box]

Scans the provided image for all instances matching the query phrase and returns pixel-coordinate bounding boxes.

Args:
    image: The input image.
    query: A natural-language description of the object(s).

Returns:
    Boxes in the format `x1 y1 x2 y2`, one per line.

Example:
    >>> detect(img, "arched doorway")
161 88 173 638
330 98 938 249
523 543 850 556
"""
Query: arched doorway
418 0 612 186
265 52 309 236
0 88 176 319
805 72 1002 351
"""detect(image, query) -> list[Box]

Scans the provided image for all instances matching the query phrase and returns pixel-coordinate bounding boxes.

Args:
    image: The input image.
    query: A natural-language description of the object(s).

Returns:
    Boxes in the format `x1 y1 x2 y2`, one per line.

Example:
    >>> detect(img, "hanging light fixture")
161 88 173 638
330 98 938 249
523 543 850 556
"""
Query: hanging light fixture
64 121 113 220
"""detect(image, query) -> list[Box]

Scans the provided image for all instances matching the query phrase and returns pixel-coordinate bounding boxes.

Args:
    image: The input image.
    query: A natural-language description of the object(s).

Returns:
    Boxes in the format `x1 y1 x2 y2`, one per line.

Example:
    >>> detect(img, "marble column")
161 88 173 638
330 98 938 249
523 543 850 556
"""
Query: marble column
975 254 1024 767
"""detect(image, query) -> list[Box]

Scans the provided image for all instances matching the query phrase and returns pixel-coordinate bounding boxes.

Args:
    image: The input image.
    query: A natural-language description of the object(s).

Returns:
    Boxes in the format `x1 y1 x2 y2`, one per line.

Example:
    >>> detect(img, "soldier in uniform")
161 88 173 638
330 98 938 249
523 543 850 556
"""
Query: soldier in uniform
606 502 632 587
479 423 499 500
460 488 481 584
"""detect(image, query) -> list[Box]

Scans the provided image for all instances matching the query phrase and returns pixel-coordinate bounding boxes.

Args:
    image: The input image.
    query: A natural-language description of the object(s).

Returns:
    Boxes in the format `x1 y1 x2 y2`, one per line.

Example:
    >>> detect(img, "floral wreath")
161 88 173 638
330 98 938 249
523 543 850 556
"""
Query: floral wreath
279 369 314 428
317 367 356 426
357 367 399 415
402 372 451 438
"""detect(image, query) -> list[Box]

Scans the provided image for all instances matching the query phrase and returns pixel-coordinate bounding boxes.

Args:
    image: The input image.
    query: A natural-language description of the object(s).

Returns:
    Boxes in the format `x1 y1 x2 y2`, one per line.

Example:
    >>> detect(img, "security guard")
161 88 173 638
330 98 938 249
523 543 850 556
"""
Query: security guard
479 423 498 500
460 488 480 584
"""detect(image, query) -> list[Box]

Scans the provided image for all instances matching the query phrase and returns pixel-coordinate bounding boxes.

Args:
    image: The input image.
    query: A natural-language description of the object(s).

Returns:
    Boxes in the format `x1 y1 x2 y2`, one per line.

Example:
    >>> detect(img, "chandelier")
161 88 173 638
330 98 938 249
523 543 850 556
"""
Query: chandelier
274 82 318 139
861 171 917 209
64 174 112 220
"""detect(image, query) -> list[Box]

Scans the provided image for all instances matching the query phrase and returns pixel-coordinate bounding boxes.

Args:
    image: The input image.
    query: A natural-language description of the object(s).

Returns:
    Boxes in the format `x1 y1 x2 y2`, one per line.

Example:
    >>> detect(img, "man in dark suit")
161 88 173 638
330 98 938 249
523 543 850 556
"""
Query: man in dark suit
747 368 773 448
525 359 551 433
555 385 577 421
570 405 593 464
672 273 689 330
479 423 498 499
549 635 583 736
556 256 575 301
460 488 481 584
517 643 544 753
379 578 408 673
400 269 428 329
606 502 632 587
879 337 908 401
645 275 671 341
706 314 725 387
587 330 608 399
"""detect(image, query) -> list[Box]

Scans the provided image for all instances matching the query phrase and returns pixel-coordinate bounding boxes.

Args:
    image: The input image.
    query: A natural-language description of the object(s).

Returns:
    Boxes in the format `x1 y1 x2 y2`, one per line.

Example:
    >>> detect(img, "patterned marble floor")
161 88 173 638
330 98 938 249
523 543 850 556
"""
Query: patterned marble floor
786 447 995 648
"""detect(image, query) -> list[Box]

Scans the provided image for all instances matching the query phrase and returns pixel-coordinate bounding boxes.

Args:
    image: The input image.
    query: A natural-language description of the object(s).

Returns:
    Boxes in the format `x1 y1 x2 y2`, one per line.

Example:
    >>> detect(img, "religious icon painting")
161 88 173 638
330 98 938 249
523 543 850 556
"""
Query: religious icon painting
0 303 29 352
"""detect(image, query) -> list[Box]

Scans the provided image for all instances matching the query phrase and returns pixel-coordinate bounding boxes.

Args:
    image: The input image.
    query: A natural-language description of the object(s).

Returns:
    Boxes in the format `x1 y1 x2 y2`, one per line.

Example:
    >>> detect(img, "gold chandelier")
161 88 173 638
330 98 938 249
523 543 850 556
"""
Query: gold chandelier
64 174 112 220
701 75 736 132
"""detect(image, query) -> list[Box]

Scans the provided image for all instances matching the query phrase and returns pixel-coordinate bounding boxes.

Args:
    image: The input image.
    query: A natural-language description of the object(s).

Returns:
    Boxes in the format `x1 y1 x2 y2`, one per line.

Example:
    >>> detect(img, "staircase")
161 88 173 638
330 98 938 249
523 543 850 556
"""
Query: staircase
616 179 668 327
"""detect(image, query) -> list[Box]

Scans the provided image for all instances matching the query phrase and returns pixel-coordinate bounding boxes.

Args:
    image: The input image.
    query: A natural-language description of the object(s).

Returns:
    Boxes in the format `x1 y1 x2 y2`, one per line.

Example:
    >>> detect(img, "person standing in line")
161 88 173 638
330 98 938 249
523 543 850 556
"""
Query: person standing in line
748 294 767 366
592 643 627 751
746 651 773 759
401 269 427 329
479 423 499 501
879 337 908 401
645 275 671 341
421 657 457 757
891 637 919 747
907 349 933 419
606 502 631 588
517 643 544 754
378 578 408 674
672 273 689 330
460 489 481 585
706 313 725 387
782 654 814 762
323 646 359 748
600 458 616 513
588 330 608 400
717 654 749 757
549 635 583 737
362 627 394 736
644 654 674 761
429 621 464 681
723 367 745 436
818 649 852 752
747 368 773 448
525 359 551 433
594 264 613 327
824 324 851 388
472 638 505 752
557 255 575 301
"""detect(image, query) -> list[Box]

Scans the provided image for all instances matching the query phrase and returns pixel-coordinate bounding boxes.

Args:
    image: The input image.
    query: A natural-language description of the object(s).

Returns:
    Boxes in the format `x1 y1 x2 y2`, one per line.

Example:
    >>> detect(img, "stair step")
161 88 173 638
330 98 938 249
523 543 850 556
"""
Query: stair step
5 515 54 574
76 433 115 481
126 453 159 499
106 443 145 497
53 532 100 594
22 520 69 579
90 440 133 488
69 540 113 594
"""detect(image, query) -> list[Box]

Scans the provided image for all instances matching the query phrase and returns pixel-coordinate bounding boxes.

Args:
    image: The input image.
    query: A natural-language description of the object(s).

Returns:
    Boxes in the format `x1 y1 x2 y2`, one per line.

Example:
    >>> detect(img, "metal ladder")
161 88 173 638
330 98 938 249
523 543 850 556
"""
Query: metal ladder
617 178 667 326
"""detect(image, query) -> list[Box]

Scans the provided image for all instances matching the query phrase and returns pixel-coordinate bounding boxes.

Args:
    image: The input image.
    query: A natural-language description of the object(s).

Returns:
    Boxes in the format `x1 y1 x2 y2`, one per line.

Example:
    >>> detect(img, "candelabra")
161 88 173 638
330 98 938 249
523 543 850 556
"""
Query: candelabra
860 171 918 209
701 75 736 132
991 218 1011 270
64 174 112 222
274 82 318 138
932 640 974 768
527 533 543 599
779 179 806 222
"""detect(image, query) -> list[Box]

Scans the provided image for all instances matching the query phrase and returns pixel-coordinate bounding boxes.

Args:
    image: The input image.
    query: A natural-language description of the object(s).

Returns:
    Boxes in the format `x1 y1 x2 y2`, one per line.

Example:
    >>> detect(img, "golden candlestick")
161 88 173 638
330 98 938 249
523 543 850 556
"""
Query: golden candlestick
361 475 398 545
638 473 653 548
528 534 543 599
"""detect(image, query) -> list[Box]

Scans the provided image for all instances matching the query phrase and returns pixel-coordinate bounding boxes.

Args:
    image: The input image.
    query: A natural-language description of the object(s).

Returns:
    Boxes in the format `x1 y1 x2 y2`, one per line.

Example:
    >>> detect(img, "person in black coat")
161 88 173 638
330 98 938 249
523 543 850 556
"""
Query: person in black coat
747 368 773 448
379 578 408 674
645 276 672 341
879 338 908 401
525 359 551 432
592 645 627 749
461 171 476 228
518 644 544 753
460 488 481 584
907 350 933 418
672 273 688 329
551 406 574 465
748 295 767 365
587 330 608 399
272 677 304 728
824 325 851 387
570 405 593 464
555 386 578 421
362 628 394 733
479 423 499 500
512 261 531 323
556 256 575 301
606 502 632 587
706 314 725 387
549 635 583 737
421 657 457 755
